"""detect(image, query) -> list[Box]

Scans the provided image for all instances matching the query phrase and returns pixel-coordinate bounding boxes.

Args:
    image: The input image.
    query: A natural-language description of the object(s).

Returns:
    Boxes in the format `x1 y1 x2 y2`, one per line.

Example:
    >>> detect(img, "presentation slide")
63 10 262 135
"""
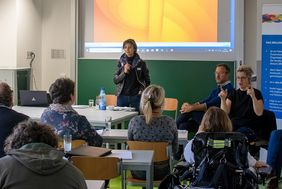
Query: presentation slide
79 0 240 60
261 4 282 120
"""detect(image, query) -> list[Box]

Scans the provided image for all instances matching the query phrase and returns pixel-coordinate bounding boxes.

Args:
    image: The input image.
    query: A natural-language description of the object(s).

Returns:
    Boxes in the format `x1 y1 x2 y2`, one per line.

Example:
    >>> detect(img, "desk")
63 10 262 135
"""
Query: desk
101 129 188 146
109 150 154 189
12 106 138 127
85 180 105 189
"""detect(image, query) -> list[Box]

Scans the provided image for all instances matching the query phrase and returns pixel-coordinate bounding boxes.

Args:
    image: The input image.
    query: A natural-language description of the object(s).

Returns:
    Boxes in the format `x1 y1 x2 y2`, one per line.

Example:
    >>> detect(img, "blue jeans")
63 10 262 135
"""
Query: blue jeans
117 95 140 112
267 130 282 178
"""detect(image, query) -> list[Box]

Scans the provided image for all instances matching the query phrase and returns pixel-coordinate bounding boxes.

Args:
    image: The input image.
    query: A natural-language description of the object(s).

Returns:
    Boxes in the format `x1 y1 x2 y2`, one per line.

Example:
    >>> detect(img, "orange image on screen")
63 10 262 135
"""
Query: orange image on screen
93 0 218 42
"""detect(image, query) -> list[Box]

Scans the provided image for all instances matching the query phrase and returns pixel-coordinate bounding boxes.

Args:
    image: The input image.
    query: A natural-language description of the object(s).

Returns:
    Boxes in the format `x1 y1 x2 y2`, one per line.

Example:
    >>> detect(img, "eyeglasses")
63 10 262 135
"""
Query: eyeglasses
236 76 247 80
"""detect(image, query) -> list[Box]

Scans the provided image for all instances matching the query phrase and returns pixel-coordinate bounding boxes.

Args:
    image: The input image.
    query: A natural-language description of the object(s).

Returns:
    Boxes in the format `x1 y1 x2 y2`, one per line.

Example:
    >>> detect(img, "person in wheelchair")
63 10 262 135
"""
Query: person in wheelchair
183 107 267 188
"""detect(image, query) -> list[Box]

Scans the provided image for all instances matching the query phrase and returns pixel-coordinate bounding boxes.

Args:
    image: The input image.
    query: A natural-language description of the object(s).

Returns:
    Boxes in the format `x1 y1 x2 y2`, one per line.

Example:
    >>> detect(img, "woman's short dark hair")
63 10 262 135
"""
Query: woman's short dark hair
4 120 58 153
123 39 137 53
49 78 75 104
0 82 13 107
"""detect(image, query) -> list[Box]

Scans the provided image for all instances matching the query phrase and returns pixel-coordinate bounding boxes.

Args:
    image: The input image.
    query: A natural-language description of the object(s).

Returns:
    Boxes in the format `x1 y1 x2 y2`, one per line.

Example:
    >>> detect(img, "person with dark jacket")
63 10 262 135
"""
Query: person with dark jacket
0 120 87 189
0 82 29 158
113 39 150 111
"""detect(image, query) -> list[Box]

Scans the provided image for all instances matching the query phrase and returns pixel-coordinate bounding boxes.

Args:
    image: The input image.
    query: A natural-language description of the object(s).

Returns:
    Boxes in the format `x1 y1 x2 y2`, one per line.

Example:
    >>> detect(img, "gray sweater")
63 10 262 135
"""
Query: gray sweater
128 115 178 155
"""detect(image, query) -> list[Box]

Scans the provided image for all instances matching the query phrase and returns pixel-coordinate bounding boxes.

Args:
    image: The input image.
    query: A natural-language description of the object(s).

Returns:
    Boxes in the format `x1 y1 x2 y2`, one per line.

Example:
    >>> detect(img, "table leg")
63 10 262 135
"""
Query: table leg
146 163 153 189
121 164 127 189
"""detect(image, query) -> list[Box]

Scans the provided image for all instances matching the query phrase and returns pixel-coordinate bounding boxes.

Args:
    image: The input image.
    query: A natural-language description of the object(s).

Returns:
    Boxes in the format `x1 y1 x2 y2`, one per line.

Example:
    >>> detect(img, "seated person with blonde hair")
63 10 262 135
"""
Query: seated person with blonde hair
128 84 178 180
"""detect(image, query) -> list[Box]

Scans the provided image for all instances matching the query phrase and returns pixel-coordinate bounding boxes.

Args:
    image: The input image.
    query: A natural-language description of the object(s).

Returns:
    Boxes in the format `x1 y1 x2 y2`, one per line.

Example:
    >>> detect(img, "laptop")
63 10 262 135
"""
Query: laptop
19 90 50 107
67 146 112 157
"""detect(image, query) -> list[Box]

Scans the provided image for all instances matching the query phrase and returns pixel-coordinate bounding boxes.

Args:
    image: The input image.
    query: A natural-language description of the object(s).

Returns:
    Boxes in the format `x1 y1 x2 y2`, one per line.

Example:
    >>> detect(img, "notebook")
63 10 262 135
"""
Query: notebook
67 146 112 157
19 90 50 107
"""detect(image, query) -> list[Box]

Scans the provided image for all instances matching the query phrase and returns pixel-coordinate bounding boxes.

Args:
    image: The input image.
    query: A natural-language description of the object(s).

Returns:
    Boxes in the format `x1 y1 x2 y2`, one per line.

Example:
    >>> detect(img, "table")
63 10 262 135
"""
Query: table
85 180 105 189
12 106 138 127
109 150 154 189
101 129 188 146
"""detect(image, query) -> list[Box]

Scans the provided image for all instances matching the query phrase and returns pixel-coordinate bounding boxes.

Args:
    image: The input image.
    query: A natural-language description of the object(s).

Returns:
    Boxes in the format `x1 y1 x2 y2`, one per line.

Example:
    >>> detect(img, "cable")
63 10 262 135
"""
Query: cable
29 52 38 90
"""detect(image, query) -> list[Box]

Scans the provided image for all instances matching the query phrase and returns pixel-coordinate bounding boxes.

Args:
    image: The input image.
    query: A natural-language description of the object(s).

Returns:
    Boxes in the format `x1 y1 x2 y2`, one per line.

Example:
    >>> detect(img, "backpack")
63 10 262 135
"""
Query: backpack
190 132 254 189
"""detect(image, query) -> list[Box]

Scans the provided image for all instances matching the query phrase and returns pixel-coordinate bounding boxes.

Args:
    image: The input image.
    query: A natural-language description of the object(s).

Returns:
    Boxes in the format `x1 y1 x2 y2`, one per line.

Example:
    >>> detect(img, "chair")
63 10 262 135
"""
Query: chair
126 141 171 187
106 94 117 106
70 156 120 180
58 139 87 149
164 98 178 120
257 109 277 144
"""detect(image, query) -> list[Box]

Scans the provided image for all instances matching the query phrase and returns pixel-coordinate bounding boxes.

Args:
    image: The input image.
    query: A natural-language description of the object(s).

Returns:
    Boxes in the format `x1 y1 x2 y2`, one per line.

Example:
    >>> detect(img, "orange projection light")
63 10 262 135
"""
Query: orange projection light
93 0 218 42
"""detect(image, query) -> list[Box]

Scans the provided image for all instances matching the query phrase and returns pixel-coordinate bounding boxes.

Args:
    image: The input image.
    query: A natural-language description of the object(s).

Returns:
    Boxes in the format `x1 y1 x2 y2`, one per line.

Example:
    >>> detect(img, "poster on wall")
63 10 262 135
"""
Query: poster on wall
261 4 282 120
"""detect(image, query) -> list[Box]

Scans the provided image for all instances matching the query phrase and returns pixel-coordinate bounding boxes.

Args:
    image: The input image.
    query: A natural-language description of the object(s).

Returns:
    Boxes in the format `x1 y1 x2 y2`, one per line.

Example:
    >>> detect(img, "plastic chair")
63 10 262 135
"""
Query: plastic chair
70 156 120 180
106 94 117 106
126 141 171 187
164 98 178 120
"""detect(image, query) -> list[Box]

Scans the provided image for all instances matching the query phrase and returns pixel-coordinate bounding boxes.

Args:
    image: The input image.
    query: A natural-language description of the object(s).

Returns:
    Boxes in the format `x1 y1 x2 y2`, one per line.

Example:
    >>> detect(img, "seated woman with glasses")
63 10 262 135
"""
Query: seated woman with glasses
219 65 264 150
128 84 178 180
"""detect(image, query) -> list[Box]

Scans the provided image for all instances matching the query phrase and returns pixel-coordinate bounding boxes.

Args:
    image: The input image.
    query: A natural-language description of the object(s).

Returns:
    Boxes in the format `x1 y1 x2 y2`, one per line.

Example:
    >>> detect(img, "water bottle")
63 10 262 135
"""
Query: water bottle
99 87 106 110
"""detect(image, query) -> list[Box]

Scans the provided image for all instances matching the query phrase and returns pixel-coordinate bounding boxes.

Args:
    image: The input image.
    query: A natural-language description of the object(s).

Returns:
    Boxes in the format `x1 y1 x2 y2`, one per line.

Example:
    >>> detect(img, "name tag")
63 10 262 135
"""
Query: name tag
137 67 141 71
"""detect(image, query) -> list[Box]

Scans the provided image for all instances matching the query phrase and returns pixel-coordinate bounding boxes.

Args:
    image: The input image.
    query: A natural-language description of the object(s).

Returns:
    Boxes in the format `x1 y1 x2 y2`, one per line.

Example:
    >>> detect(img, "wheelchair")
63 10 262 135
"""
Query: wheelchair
159 132 269 189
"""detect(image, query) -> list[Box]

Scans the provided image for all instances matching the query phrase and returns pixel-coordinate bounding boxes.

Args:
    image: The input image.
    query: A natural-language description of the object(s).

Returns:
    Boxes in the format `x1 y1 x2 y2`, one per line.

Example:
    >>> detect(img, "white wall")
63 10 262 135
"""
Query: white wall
0 0 17 68
41 0 75 91
17 0 42 89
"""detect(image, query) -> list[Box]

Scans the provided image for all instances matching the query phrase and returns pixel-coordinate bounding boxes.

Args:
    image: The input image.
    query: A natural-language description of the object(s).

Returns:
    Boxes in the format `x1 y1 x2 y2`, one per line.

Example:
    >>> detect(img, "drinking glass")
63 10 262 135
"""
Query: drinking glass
88 99 94 107
105 116 112 132
63 134 72 153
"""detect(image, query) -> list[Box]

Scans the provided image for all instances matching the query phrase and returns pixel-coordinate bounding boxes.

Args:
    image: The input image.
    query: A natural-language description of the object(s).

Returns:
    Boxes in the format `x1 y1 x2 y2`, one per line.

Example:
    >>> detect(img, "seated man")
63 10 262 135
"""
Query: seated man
177 64 234 131
0 120 87 189
0 82 29 158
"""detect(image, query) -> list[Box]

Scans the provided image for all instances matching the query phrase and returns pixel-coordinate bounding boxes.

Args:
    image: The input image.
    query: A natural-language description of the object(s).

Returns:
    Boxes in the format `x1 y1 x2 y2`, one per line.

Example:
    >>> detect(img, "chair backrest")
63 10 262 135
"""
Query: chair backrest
58 139 87 149
127 141 169 162
70 156 120 180
163 98 178 120
106 94 117 106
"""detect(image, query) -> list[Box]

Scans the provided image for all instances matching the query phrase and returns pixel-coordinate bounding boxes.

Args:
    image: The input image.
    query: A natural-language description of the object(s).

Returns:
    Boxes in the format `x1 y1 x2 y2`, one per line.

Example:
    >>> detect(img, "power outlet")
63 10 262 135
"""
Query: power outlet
27 51 34 59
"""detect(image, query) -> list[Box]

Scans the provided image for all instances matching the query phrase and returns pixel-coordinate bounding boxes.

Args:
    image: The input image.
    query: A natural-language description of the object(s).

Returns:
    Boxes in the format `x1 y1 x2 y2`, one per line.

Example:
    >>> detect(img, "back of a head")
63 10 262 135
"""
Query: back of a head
0 82 13 107
200 107 232 133
140 84 165 124
49 78 75 104
4 120 58 153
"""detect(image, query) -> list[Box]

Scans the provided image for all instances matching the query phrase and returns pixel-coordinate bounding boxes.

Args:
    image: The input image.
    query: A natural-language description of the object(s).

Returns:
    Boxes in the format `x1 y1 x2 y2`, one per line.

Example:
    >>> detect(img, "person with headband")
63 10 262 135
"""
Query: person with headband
114 39 150 112
128 84 178 180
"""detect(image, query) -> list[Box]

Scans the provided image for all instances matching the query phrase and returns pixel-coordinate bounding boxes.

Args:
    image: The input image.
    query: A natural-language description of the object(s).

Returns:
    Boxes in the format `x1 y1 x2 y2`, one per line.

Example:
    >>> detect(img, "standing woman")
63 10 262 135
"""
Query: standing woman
128 84 178 180
114 39 150 111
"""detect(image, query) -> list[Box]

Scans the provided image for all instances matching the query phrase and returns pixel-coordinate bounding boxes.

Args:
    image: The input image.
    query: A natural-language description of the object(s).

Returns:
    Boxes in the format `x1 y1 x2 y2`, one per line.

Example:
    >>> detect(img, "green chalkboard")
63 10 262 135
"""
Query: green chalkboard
77 59 235 110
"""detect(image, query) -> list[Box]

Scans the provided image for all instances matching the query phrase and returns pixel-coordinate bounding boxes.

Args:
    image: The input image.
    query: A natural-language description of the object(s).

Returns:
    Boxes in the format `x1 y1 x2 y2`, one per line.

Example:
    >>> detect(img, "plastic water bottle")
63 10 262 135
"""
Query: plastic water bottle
99 87 106 110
